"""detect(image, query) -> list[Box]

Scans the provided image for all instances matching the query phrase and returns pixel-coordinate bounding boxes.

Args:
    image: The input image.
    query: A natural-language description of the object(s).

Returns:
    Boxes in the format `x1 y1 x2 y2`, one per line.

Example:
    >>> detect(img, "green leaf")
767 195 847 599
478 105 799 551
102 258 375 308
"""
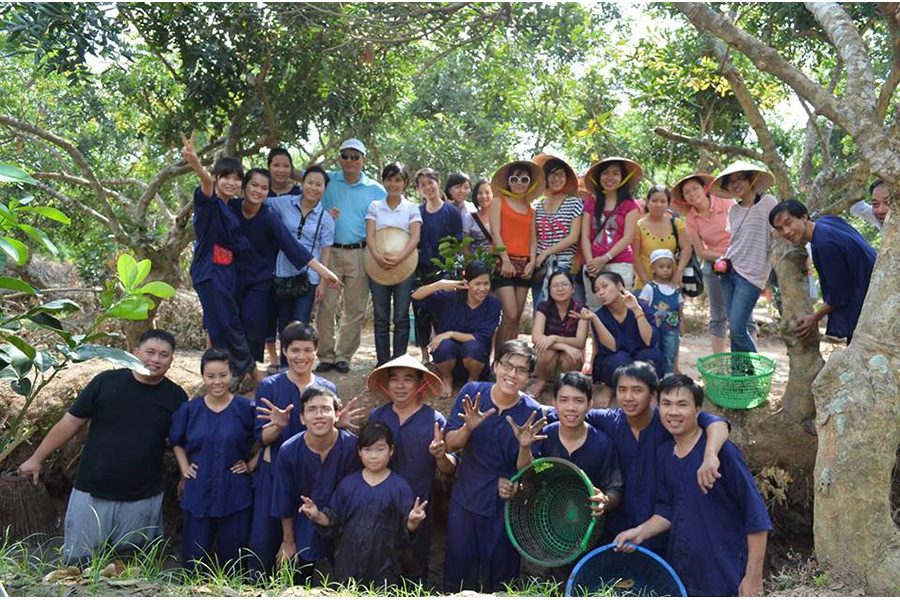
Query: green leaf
0 365 19 380
106 297 150 320
29 298 81 314
134 259 152 286
3 343 32 378
0 204 19 226
117 254 139 288
11 377 32 397
17 224 58 255
0 164 37 185
27 312 64 331
33 350 58 372
71 344 148 374
137 281 175 298
0 276 37 295
0 236 27 265
19 206 71 224
5 333 35 359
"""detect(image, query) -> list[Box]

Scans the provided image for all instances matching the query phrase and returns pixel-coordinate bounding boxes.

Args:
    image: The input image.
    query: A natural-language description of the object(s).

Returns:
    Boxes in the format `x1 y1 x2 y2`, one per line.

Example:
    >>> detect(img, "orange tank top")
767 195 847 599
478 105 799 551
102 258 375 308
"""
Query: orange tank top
499 196 534 257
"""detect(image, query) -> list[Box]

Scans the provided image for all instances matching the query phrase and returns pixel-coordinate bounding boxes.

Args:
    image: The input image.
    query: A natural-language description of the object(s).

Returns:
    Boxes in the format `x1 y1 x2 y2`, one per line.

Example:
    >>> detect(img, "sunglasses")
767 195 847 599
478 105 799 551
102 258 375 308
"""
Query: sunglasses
508 175 531 186
340 152 362 161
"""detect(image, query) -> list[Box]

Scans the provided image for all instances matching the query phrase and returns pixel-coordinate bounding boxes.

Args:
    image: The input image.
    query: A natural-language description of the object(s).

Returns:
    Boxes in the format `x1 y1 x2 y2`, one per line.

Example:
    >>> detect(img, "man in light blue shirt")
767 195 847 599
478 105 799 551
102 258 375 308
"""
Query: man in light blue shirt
316 138 387 373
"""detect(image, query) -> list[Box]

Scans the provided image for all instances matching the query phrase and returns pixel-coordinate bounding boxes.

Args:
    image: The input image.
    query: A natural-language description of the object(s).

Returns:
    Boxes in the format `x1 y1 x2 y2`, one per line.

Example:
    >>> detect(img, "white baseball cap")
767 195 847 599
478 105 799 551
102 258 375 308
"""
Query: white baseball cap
340 138 366 155
650 248 676 265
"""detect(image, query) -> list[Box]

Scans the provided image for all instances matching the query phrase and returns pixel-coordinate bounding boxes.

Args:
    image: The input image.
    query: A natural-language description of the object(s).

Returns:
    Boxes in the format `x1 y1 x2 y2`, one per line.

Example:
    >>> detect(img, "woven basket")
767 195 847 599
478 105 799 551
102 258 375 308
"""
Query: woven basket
0 470 59 542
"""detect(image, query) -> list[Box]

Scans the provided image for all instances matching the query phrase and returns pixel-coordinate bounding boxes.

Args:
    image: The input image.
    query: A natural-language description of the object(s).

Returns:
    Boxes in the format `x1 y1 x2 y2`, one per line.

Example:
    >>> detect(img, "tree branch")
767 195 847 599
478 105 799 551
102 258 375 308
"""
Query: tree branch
136 138 223 217
877 2 900 122
653 126 765 162
0 115 124 238
32 172 133 207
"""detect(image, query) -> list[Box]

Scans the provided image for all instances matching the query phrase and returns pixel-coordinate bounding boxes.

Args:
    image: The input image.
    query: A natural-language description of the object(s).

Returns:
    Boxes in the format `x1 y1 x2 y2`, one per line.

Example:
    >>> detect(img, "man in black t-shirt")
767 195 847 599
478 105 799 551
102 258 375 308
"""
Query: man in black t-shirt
19 329 188 563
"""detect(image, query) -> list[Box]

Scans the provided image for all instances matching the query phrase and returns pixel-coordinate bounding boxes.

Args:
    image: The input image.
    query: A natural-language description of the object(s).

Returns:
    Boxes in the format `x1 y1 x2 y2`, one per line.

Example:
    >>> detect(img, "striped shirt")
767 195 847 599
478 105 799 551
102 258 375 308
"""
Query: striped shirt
724 193 778 290
533 196 583 269
267 196 334 283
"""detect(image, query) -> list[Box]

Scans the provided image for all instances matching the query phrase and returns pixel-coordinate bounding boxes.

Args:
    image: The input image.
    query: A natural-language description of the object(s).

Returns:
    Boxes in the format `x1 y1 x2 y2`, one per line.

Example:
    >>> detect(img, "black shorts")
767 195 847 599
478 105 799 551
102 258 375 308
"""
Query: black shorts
492 274 532 289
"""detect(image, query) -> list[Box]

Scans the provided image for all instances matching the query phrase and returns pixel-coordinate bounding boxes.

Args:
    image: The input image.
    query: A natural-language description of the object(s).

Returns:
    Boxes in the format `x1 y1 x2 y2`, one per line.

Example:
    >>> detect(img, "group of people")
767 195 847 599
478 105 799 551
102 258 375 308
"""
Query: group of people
15 138 889 596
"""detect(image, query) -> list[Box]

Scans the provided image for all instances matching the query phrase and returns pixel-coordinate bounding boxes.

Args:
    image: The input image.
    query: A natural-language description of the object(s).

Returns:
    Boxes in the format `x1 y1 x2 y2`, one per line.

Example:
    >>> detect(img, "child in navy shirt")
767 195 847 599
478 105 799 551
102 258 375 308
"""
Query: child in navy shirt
615 374 771 597
300 422 428 587
366 354 457 582
169 348 256 570
639 249 684 374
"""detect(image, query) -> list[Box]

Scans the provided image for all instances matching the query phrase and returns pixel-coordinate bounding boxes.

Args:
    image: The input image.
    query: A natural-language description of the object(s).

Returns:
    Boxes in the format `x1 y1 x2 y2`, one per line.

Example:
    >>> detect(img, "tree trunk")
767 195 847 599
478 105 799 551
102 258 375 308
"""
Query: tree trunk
812 212 900 593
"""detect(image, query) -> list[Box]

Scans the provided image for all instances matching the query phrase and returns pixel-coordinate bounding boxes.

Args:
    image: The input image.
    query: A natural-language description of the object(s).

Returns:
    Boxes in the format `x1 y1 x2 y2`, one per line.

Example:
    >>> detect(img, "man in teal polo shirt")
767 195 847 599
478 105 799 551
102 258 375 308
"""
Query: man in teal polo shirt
316 138 387 373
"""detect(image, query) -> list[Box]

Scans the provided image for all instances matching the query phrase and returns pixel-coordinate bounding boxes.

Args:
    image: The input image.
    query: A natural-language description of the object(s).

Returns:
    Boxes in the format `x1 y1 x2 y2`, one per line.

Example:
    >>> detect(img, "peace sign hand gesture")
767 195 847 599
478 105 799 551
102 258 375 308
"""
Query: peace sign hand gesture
428 422 447 458
180 132 199 165
256 397 293 430
506 410 548 449
407 496 429 531
622 290 641 312
458 393 495 432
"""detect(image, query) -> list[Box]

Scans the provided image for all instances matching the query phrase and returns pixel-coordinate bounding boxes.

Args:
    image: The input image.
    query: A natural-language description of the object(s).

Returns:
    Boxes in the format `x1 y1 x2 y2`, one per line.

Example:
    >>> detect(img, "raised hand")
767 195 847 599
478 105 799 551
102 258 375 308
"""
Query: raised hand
506 410 548 449
230 460 249 474
457 393 495 432
336 396 365 433
622 290 641 311
438 279 468 292
180 132 198 164
407 496 428 530
428 422 447 458
256 397 293 430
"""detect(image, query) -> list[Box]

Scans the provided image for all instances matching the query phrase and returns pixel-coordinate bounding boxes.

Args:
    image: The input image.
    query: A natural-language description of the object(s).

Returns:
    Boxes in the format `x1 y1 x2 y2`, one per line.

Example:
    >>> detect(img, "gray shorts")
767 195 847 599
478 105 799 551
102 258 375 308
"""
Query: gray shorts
62 488 164 564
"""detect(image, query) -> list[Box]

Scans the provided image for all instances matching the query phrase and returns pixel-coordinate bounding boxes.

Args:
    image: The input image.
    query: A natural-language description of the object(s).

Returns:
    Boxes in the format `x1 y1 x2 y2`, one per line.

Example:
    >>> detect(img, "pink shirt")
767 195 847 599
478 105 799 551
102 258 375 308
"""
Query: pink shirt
684 195 734 256
584 196 639 263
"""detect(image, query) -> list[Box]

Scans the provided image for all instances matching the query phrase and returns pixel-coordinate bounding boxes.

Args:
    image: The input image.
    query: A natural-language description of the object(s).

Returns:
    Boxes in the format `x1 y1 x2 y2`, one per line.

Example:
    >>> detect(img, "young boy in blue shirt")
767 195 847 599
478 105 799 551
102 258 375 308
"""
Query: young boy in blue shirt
442 340 543 592
615 374 771 597
270 386 360 583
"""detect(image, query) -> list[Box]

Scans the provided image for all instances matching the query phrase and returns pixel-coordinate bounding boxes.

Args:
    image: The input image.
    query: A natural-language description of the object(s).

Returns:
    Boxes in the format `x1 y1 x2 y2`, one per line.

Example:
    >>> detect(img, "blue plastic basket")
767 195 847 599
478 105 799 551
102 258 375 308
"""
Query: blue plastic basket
565 543 687 597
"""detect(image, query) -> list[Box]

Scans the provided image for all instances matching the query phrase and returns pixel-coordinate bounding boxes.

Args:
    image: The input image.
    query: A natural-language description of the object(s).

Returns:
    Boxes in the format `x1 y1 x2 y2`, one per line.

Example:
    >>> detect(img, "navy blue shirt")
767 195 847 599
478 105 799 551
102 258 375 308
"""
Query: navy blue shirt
254 373 337 464
269 185 302 197
229 199 314 287
270 429 361 561
532 422 623 498
656 435 772 597
368 403 448 502
592 300 659 361
446 382 543 517
321 470 415 585
169 396 255 518
190 187 245 287
418 202 463 275
810 215 876 342
413 291 501 353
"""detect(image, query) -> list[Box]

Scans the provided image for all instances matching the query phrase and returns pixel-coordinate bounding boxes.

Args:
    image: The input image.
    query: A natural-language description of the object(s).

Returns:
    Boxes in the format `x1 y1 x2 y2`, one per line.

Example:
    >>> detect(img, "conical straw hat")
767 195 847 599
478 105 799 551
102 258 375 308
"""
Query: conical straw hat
709 161 774 199
491 159 546 204
365 354 442 402
364 227 418 286
671 172 715 207
584 157 644 196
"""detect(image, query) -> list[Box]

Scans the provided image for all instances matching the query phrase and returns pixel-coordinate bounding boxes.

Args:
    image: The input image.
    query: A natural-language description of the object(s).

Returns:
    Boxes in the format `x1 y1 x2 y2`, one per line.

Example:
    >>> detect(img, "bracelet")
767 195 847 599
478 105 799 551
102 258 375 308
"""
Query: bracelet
604 253 612 262
635 311 646 320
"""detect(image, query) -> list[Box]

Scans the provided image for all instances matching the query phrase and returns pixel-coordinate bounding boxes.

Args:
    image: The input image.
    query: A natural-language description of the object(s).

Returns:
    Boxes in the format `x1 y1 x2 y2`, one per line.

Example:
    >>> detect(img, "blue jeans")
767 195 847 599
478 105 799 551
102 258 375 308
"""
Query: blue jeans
369 275 415 366
658 327 680 374
276 285 317 366
719 270 761 352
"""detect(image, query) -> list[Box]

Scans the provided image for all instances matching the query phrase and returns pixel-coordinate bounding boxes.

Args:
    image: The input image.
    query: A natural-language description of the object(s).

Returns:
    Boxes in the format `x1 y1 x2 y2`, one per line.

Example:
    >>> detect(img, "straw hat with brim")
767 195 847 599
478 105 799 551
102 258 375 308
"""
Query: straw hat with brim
671 173 715 207
533 153 579 196
709 161 775 199
491 160 546 204
365 354 443 402
364 227 418 286
584 157 644 196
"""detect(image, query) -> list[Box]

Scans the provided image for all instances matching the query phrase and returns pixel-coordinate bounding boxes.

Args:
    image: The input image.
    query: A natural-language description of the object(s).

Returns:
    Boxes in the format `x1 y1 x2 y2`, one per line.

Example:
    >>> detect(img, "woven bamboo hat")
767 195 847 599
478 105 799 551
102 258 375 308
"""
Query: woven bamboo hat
671 172 715 207
365 354 442 402
584 157 643 196
364 227 418 286
491 159 546 203
533 153 579 196
709 161 774 199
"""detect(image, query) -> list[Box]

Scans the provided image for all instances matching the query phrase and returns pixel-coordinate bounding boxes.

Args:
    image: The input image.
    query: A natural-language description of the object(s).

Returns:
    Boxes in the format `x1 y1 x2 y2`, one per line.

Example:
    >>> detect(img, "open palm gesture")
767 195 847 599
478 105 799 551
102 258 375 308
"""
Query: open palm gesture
506 410 548 449
256 397 293 430
458 393 496 432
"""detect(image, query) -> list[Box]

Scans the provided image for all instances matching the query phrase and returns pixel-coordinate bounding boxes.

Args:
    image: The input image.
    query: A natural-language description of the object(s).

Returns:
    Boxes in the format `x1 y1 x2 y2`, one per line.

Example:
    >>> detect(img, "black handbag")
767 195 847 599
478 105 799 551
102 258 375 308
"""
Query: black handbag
272 207 323 300
671 216 704 298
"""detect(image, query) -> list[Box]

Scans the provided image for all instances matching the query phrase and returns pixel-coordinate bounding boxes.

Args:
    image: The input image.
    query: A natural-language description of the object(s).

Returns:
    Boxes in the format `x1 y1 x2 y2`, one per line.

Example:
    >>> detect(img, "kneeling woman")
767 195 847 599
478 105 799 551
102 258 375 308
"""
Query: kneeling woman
410 261 501 398
581 271 665 388
170 348 256 570
527 270 588 397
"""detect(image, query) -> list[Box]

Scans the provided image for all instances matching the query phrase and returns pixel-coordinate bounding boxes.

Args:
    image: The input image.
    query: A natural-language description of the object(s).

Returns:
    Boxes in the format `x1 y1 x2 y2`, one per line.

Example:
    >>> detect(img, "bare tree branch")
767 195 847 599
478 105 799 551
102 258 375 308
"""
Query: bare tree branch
31 172 133 206
0 115 124 237
653 126 765 162
877 2 900 121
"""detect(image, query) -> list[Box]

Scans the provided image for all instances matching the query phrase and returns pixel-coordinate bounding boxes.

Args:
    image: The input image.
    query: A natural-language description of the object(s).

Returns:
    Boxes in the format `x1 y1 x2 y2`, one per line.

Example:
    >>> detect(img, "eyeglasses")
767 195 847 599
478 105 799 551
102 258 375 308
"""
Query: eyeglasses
508 175 531 186
497 360 530 376
550 282 572 290
340 152 362 161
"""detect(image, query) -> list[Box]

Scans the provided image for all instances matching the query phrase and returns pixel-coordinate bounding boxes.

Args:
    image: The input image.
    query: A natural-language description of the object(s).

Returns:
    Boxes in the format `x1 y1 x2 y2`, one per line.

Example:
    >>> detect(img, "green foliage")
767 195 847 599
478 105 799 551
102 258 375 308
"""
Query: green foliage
430 235 504 279
0 164 176 462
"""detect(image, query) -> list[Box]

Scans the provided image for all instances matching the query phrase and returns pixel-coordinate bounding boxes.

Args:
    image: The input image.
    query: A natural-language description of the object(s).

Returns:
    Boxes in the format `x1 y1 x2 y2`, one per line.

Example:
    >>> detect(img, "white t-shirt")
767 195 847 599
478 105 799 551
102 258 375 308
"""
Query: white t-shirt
365 198 423 233
639 282 681 305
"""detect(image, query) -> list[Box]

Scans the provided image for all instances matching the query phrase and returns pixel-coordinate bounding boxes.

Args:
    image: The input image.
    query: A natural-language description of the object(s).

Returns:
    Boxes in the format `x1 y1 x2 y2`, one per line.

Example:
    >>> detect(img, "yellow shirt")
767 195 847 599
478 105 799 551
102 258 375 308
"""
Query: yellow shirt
634 215 685 289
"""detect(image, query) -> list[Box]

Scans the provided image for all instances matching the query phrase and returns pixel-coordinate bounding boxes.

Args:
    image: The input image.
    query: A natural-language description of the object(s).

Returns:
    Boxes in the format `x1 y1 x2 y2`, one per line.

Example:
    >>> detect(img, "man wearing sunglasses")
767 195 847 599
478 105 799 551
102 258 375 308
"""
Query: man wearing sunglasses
317 139 387 374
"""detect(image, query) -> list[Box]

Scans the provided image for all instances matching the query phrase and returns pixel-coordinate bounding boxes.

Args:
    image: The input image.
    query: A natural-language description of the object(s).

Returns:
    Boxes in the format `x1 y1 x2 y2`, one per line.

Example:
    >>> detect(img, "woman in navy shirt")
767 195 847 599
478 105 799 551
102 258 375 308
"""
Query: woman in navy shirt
170 348 256 570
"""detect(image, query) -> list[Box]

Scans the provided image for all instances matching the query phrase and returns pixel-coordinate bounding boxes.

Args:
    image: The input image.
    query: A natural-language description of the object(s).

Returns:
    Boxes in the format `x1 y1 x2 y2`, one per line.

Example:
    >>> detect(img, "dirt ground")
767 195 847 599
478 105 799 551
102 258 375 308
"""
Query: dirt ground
0 291 844 594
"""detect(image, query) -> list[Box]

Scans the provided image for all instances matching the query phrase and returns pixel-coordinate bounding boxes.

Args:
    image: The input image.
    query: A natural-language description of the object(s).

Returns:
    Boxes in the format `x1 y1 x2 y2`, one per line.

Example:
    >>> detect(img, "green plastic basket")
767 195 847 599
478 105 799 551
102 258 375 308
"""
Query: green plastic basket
696 352 776 410
504 457 602 568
